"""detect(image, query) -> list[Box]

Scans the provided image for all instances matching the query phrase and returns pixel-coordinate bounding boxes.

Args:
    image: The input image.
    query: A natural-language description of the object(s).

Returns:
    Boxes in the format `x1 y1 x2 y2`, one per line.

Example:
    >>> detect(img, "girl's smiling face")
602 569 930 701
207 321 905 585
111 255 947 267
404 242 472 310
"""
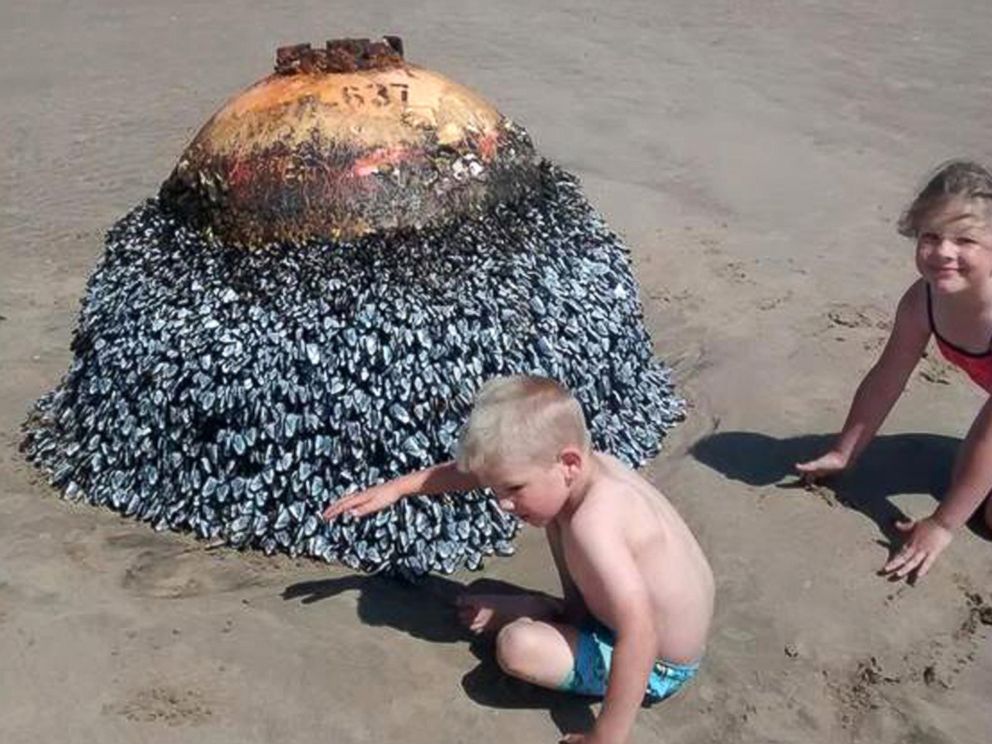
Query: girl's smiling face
915 198 992 295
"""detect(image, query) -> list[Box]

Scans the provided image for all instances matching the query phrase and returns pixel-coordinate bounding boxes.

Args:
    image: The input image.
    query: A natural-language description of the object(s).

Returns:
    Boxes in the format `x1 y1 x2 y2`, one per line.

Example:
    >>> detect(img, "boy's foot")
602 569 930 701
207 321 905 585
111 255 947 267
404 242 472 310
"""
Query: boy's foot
455 593 558 635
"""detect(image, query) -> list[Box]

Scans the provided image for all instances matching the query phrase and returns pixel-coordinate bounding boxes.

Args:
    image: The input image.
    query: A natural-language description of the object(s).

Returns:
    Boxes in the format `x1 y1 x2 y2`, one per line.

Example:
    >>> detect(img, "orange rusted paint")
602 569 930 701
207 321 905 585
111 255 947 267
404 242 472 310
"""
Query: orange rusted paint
477 131 500 162
199 66 504 154
351 147 417 177
160 38 538 247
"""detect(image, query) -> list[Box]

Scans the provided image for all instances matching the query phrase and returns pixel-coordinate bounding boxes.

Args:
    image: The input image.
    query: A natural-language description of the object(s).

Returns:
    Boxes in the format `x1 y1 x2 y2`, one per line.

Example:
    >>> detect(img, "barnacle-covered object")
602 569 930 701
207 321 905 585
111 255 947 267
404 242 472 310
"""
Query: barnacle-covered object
23 38 684 576
160 37 539 245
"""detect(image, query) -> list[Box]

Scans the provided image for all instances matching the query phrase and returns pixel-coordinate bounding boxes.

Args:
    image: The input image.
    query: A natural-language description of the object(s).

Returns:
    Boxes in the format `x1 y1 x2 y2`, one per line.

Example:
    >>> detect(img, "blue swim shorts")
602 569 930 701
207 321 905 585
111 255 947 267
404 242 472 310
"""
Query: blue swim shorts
558 619 699 702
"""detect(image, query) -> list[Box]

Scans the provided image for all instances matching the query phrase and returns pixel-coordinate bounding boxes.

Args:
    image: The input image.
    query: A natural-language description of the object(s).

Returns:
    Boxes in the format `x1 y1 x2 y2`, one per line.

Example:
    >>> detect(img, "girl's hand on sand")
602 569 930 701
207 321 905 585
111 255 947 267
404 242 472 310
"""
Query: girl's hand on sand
795 451 849 482
322 483 402 522
880 517 953 581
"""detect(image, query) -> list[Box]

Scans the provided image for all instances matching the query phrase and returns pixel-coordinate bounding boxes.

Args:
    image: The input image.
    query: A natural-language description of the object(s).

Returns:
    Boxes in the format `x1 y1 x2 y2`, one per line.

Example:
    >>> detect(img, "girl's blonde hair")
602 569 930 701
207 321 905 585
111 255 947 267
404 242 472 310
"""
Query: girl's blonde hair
455 375 591 473
898 159 992 238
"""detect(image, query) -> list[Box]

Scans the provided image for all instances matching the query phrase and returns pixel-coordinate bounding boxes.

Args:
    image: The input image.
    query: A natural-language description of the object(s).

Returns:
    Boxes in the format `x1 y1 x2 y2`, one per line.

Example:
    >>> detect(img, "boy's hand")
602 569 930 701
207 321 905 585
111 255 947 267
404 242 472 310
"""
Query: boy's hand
456 595 498 634
455 593 561 634
880 516 953 581
795 451 849 482
560 733 613 744
322 483 402 522
560 734 595 744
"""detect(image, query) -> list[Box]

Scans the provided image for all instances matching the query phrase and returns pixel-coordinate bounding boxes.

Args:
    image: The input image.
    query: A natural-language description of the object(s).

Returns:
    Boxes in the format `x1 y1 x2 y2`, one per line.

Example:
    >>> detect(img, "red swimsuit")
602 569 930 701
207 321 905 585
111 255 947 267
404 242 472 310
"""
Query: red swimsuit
927 284 992 393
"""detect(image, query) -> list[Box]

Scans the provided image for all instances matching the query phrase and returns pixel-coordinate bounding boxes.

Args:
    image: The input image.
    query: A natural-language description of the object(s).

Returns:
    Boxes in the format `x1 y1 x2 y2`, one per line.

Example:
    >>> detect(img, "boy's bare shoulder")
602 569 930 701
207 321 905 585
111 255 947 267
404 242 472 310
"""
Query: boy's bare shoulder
563 488 633 569
568 483 624 530
592 452 665 500
573 453 687 539
568 457 646 531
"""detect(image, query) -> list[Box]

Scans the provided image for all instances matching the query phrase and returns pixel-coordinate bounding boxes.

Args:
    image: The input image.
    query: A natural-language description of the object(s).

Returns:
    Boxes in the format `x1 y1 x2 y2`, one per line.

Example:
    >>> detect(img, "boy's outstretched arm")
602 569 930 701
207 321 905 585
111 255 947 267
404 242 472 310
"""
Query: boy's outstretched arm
322 461 479 521
567 522 657 744
883 395 992 580
797 281 930 479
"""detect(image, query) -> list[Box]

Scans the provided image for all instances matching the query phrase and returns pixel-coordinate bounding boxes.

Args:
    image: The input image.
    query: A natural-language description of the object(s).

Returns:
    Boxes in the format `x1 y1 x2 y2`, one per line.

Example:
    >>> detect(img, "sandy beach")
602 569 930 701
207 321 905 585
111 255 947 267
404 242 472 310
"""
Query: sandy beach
1 2 990 742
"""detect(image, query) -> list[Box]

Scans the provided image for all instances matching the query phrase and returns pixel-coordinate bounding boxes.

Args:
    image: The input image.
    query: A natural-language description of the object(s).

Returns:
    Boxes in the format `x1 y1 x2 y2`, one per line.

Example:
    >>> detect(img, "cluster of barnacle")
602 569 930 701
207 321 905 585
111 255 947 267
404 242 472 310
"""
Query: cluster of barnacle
22 161 683 575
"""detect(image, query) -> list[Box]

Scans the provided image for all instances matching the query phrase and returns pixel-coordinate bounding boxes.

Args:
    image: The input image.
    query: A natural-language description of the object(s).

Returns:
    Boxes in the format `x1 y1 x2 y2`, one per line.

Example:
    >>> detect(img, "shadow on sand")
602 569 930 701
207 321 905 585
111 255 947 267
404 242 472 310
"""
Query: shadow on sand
282 575 596 736
691 431 991 544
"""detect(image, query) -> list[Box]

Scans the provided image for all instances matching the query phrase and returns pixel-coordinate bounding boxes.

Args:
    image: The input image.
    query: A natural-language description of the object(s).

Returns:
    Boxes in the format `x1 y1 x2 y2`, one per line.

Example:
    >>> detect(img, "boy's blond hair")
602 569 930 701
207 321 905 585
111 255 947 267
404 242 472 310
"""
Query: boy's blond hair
455 375 591 473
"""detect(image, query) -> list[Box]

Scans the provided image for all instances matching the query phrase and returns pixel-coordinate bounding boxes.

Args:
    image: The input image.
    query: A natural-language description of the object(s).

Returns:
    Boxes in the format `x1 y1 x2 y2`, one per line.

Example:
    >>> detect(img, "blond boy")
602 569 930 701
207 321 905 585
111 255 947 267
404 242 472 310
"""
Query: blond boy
323 375 714 744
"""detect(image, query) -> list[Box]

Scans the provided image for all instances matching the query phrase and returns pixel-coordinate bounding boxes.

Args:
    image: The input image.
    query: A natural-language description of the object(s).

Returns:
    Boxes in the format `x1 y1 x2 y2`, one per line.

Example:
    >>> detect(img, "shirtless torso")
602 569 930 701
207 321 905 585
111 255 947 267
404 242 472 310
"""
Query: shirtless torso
552 453 715 665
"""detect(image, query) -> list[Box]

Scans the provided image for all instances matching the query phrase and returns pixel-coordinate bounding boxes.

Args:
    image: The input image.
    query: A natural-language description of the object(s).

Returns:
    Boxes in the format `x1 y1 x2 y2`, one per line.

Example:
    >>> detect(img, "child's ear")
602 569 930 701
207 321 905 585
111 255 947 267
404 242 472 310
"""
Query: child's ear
559 447 583 472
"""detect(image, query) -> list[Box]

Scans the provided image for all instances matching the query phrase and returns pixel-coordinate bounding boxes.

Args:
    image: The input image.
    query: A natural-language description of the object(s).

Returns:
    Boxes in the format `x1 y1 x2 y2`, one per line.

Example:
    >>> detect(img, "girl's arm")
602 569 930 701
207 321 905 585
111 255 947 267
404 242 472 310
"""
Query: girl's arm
938 397 992 527
322 461 479 521
883 395 992 580
797 281 931 477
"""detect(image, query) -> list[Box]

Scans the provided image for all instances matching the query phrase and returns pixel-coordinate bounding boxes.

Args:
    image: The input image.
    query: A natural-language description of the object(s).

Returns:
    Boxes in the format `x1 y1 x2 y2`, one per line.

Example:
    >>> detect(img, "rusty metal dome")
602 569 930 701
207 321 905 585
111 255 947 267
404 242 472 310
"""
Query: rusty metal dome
160 37 539 246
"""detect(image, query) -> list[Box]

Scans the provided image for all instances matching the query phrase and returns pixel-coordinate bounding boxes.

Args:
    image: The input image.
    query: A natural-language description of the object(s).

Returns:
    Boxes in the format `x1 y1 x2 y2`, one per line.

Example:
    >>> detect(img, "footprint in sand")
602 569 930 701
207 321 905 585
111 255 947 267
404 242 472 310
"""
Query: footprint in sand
714 260 754 285
104 686 212 726
862 336 886 352
110 534 263 599
756 291 793 311
826 303 890 331
917 348 957 386
825 589 990 733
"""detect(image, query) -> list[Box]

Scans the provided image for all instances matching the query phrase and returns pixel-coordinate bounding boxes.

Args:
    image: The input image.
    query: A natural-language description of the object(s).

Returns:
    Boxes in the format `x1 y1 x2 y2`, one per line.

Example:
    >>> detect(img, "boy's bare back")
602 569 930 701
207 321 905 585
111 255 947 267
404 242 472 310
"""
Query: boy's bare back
559 452 714 665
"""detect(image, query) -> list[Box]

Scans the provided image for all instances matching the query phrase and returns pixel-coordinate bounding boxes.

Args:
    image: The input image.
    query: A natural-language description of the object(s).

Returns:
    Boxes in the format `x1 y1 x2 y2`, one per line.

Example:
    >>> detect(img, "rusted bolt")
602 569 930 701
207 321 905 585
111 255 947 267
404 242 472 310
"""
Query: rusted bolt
327 38 370 57
275 43 312 74
275 36 404 75
299 48 325 74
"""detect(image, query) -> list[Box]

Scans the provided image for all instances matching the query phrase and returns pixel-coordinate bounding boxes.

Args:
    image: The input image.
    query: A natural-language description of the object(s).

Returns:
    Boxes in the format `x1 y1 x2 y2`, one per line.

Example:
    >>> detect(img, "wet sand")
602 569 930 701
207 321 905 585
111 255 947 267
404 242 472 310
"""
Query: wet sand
1 2 991 742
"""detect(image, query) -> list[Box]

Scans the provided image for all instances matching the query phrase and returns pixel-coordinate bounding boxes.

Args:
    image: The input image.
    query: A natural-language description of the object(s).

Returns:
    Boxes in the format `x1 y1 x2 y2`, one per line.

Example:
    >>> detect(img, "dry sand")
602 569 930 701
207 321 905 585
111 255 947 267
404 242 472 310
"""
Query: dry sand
2 2 991 742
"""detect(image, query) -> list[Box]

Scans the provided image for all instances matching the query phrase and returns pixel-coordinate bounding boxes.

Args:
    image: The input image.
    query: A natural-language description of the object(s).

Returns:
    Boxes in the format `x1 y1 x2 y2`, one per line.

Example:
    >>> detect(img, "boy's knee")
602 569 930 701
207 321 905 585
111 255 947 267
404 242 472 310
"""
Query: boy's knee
495 618 539 677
